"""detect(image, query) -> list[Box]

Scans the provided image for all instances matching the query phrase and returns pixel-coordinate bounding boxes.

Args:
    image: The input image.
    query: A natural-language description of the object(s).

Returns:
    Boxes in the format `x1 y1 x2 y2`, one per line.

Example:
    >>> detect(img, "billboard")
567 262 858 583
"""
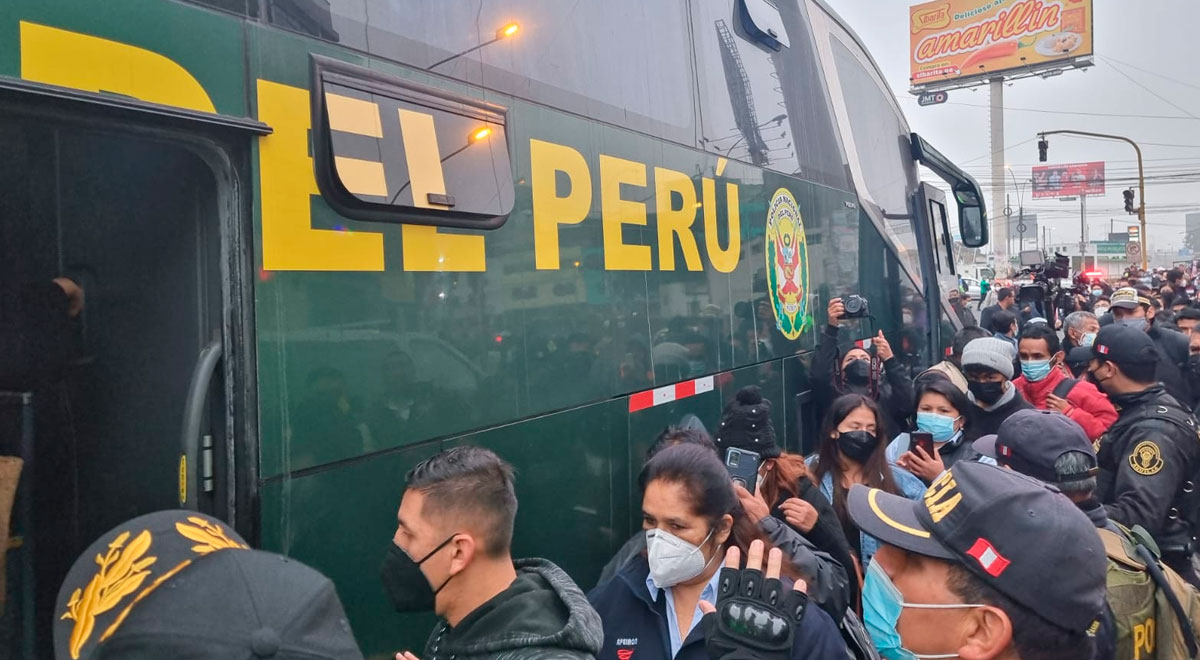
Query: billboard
1031 161 1104 199
910 0 1094 89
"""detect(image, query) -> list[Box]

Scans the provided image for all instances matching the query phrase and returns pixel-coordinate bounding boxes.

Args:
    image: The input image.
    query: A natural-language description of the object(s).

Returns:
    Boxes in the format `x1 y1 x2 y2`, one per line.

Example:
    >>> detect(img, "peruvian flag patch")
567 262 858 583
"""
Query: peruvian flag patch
998 444 1012 457
966 538 1011 577
1096 344 1110 355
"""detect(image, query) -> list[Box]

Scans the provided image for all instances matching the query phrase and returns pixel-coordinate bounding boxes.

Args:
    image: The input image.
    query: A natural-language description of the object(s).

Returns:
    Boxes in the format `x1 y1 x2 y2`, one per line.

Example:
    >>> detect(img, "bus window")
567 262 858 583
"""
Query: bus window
180 0 258 17
312 59 515 227
690 0 847 187
828 36 922 281
269 0 696 145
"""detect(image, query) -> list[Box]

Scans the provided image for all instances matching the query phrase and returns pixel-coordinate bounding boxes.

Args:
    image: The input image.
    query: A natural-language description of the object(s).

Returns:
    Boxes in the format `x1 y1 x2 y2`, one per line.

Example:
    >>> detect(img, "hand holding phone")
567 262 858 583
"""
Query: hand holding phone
725 448 762 496
910 432 934 458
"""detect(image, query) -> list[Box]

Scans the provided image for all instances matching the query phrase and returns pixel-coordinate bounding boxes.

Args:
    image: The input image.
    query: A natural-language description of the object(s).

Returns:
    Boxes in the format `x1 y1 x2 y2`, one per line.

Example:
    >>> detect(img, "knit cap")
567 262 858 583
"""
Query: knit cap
961 337 1015 380
714 386 780 458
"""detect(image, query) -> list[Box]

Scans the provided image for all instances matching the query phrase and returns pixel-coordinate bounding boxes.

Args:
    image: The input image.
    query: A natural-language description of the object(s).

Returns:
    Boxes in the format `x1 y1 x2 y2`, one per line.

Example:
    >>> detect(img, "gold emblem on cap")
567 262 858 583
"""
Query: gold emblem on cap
59 517 248 658
175 516 249 554
924 471 962 523
1129 441 1164 476
60 530 157 659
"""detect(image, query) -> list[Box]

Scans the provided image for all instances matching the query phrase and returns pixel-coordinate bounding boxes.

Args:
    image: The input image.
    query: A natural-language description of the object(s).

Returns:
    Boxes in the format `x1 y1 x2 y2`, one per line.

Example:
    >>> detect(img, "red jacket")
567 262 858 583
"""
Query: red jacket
1013 367 1117 441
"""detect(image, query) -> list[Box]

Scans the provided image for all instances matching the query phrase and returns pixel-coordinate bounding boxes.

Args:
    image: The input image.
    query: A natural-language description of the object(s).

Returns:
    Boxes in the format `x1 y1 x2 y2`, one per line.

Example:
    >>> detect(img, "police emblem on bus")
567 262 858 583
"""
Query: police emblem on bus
765 188 809 340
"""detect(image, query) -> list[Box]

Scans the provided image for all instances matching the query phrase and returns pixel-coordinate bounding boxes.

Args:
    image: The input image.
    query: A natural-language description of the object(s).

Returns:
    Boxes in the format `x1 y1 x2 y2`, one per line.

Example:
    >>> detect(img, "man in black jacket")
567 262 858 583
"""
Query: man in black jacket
1108 287 1195 408
1088 324 1200 588
960 337 1033 442
978 287 1015 333
382 446 603 660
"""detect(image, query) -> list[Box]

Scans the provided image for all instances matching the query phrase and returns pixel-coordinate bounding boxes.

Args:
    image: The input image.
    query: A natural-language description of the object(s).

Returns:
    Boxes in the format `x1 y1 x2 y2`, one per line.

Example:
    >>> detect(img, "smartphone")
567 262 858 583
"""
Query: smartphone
724 447 762 495
910 431 934 457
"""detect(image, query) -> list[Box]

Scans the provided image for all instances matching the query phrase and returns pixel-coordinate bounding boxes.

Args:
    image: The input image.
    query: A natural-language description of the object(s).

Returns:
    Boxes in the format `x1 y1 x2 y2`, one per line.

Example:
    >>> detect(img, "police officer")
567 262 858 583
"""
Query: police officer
975 409 1200 660
1089 323 1200 587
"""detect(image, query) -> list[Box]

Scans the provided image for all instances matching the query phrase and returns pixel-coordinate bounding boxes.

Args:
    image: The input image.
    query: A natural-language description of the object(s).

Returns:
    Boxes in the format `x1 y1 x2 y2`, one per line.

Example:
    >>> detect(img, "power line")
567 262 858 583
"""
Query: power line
896 96 1197 121
1103 60 1200 120
1099 55 1200 93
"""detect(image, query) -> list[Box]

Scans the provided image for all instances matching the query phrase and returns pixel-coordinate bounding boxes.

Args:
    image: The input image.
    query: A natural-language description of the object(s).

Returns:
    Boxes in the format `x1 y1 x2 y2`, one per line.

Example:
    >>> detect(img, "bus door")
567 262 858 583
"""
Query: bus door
0 103 253 657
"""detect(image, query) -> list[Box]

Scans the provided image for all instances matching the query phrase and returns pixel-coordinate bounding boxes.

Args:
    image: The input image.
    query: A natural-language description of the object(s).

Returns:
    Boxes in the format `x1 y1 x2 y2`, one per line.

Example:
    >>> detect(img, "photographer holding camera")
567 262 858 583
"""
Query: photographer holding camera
813 297 914 436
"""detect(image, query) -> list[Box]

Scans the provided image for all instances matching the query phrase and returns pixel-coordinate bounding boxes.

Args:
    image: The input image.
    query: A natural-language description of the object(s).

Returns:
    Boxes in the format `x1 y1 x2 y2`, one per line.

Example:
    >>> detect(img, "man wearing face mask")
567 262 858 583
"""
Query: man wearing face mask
1109 287 1195 408
382 446 603 660
959 337 1032 442
1062 311 1100 352
847 461 1107 660
1089 324 1200 588
1011 323 1116 442
814 297 915 435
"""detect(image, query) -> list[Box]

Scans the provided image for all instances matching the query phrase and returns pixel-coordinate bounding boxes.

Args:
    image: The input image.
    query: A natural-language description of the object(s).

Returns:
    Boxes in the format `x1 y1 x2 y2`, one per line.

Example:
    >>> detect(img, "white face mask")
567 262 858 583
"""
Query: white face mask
645 527 717 589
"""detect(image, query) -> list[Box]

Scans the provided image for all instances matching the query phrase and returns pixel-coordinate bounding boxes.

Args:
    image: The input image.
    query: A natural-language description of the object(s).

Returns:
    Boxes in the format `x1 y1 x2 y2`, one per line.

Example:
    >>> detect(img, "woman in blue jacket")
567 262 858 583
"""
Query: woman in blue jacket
587 443 847 660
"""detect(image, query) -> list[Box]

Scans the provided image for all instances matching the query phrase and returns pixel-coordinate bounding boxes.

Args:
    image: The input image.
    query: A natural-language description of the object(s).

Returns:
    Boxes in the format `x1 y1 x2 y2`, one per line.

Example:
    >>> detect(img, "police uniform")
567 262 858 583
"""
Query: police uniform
1091 324 1200 588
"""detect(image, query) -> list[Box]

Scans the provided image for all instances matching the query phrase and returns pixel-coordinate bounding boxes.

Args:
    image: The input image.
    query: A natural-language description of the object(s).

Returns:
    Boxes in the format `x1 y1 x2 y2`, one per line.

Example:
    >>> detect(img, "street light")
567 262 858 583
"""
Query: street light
1004 165 1027 255
427 21 521 71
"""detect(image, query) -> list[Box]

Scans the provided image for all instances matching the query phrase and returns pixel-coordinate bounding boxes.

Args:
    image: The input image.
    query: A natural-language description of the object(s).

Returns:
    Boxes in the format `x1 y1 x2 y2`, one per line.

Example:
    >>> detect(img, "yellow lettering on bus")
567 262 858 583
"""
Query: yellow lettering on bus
531 139 592 270
257 80 384 271
395 108 485 272
599 154 651 271
20 21 215 113
654 167 702 272
702 178 741 274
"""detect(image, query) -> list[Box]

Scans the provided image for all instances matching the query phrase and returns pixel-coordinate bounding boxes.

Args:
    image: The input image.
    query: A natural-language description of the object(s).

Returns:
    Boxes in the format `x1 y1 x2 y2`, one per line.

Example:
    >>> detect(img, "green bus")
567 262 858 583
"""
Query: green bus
0 0 986 656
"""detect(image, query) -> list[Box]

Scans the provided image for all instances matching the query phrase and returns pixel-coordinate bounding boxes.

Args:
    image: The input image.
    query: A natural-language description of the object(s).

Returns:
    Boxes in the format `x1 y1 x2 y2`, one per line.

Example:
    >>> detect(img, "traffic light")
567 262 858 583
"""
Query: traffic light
1038 138 1048 162
1123 188 1135 214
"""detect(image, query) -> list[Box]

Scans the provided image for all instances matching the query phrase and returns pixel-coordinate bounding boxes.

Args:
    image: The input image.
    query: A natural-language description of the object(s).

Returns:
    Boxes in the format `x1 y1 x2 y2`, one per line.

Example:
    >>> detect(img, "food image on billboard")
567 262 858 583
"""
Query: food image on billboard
1031 161 1104 199
910 0 1093 89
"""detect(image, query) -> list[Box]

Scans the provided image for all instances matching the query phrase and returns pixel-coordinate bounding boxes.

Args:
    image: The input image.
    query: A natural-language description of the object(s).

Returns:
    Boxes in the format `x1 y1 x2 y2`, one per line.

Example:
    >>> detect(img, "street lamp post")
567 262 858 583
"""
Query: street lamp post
1005 165 1026 257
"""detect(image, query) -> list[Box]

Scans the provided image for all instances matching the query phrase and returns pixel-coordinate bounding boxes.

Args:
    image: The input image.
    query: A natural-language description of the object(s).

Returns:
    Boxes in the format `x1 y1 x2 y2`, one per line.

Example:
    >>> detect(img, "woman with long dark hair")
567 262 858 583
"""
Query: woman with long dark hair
807 394 923 569
588 444 847 659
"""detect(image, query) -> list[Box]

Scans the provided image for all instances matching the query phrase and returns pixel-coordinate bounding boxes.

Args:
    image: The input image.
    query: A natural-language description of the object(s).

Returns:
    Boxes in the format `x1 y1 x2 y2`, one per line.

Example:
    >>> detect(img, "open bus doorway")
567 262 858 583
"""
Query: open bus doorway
0 118 227 658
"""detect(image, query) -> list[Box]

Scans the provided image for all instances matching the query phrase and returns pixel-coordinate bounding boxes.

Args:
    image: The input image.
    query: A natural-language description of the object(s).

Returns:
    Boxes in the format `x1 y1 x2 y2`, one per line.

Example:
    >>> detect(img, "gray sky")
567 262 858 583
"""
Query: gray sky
822 0 1200 255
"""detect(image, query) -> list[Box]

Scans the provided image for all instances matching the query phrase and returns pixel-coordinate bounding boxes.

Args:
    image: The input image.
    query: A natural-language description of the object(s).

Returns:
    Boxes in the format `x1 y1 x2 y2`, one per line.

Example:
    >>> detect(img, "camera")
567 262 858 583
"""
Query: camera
842 294 870 319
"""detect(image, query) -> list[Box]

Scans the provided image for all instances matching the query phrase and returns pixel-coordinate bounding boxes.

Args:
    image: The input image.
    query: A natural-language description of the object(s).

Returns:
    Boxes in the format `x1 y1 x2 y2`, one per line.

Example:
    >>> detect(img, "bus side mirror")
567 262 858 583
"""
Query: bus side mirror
910 133 989 249
954 185 988 248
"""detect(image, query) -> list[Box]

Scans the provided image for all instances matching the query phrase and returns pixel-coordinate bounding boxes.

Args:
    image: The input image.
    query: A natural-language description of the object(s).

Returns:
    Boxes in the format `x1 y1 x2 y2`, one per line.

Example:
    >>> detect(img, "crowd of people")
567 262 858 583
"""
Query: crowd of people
30 267 1200 660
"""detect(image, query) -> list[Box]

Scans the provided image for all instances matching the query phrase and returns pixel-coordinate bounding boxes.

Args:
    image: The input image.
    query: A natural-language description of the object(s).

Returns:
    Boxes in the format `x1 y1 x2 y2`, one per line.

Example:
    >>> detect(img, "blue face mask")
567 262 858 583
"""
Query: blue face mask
1020 359 1053 382
863 559 983 659
915 412 960 443
1080 332 1097 348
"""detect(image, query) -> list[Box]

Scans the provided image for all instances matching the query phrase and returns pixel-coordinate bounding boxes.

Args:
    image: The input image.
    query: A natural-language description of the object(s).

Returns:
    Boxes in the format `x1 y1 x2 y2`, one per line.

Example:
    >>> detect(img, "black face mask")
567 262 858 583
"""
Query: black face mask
380 534 457 612
1188 355 1200 377
968 380 1005 405
836 430 878 464
843 359 871 386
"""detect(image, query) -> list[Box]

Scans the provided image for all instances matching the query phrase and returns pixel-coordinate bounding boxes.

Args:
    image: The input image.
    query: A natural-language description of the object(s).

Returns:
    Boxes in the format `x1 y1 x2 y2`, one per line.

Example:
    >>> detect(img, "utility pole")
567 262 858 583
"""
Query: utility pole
1037 130 1147 269
1079 195 1088 271
991 79 1007 270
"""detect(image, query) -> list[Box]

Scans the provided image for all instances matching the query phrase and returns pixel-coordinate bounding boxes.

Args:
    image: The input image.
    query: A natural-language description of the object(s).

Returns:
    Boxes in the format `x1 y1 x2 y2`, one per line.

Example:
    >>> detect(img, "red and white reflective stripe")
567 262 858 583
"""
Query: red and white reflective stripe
629 376 715 412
